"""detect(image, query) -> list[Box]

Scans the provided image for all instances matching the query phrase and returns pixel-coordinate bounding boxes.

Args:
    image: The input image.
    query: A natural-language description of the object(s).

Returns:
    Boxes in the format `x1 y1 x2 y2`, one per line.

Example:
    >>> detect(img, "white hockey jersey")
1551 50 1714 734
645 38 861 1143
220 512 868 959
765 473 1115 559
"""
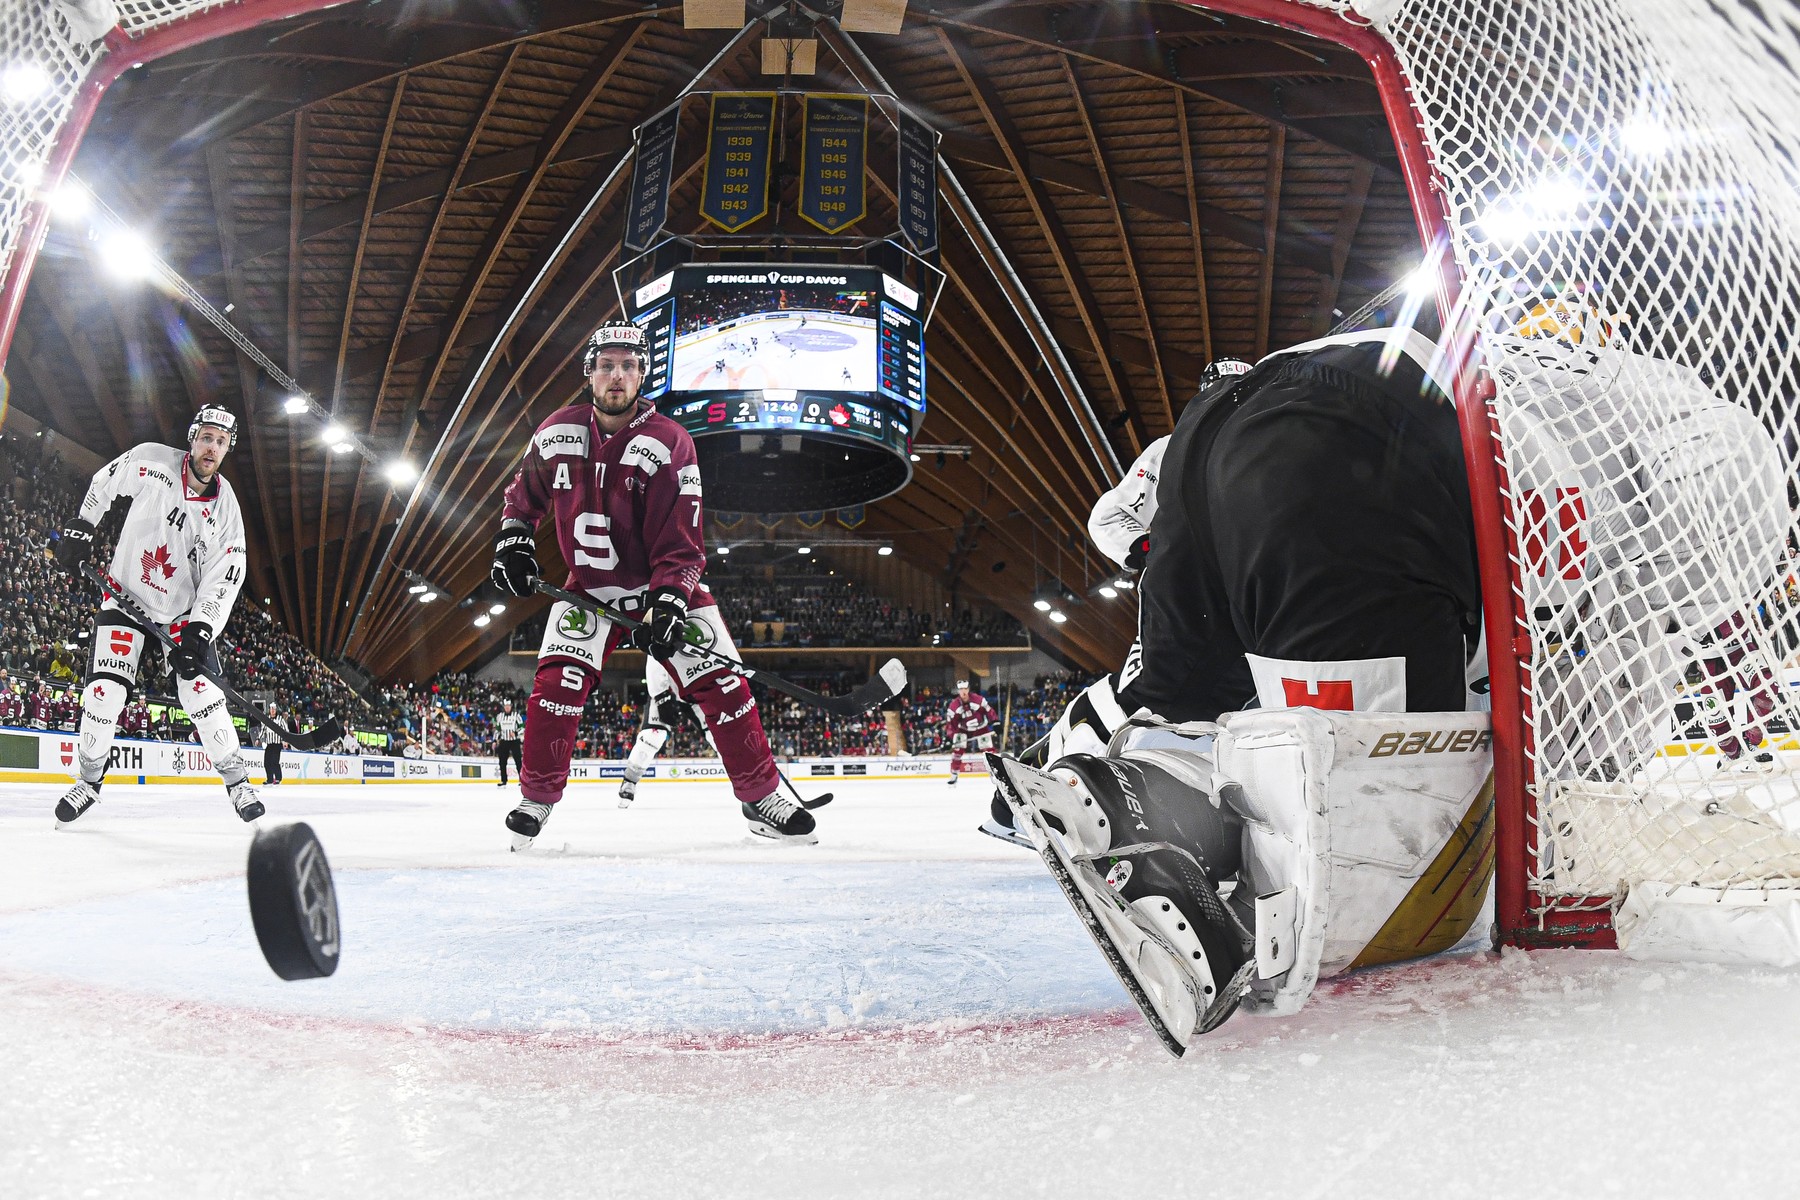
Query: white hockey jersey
77 443 248 629
1088 436 1167 568
1493 339 1786 633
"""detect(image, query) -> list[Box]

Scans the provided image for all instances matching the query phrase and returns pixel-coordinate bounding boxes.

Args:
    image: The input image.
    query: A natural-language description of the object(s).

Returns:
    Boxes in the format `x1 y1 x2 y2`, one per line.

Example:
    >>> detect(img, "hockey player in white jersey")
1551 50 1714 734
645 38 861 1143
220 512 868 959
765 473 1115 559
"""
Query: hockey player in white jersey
49 407 264 824
617 657 706 808
1491 295 1789 777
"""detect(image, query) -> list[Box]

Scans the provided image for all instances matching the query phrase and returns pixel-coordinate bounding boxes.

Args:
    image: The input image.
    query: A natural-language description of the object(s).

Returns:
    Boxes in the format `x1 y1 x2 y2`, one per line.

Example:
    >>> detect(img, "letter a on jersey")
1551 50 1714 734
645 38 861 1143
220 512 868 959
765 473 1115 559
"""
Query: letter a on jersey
553 462 572 491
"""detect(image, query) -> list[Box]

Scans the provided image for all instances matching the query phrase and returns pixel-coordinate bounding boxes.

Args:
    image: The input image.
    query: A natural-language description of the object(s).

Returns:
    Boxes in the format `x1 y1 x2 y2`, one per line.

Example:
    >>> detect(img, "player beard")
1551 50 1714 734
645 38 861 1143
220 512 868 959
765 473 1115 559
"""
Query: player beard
188 449 221 485
591 382 638 420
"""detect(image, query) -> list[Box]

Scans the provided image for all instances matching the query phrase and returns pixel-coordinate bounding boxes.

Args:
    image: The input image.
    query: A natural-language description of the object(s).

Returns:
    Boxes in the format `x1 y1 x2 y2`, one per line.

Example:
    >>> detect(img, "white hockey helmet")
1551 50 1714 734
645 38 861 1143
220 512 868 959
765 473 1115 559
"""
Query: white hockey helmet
1200 357 1254 385
582 322 648 375
955 678 970 689
186 405 239 450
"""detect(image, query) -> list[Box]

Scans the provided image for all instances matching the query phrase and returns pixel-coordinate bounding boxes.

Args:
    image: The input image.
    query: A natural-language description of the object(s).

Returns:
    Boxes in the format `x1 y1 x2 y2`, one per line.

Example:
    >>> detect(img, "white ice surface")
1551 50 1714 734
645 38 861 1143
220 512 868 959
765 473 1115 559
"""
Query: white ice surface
4 778 1800 1199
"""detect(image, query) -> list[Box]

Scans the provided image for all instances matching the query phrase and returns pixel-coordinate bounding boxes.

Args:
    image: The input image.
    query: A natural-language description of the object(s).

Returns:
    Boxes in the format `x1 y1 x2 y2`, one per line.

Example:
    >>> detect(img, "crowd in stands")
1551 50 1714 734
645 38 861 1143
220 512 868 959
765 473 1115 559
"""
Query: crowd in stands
0 429 1094 762
376 667 1099 763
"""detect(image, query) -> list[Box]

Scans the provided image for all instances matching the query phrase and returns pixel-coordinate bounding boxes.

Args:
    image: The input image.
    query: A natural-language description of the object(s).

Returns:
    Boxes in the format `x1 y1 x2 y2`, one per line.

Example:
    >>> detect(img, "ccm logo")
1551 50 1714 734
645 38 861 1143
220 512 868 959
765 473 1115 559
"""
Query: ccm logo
1369 729 1493 757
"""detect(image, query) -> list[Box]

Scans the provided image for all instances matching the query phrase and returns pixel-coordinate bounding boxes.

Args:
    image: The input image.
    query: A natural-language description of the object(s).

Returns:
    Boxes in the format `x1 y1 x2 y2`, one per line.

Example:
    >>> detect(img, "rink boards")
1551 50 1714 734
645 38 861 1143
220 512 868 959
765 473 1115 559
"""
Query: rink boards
0 725 971 786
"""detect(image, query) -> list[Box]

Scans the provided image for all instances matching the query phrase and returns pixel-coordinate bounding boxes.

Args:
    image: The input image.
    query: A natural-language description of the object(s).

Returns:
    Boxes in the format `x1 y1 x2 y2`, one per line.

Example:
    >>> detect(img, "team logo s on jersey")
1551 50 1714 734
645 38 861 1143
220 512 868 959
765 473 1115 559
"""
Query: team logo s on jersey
534 423 590 459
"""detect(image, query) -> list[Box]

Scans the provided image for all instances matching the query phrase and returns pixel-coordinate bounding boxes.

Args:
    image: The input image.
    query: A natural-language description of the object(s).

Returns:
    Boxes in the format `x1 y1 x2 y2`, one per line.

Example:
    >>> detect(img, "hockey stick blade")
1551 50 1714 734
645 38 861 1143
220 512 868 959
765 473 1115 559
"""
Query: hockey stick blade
534 582 908 716
801 793 833 810
83 567 345 751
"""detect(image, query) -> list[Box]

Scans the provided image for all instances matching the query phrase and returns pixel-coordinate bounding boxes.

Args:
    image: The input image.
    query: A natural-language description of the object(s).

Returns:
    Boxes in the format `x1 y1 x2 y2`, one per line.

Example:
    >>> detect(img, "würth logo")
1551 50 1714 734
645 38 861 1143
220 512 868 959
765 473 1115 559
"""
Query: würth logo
59 741 74 766
109 630 133 655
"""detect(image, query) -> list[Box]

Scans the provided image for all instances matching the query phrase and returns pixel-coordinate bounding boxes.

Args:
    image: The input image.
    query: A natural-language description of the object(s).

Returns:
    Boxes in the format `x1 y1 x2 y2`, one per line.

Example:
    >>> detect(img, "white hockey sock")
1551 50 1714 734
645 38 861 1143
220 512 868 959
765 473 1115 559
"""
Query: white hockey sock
624 725 669 783
178 674 247 784
76 677 127 783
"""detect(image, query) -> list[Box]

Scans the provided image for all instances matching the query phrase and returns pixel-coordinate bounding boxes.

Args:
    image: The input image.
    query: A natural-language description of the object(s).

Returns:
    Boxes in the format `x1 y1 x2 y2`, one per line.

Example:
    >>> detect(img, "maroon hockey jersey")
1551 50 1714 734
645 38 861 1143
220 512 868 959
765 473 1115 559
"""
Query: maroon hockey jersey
501 402 712 607
946 693 997 736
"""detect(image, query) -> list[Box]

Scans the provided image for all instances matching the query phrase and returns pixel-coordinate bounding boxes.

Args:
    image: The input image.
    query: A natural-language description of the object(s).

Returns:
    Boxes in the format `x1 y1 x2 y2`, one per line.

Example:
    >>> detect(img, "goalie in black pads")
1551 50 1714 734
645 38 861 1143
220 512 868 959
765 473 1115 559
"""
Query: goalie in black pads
993 330 1494 1054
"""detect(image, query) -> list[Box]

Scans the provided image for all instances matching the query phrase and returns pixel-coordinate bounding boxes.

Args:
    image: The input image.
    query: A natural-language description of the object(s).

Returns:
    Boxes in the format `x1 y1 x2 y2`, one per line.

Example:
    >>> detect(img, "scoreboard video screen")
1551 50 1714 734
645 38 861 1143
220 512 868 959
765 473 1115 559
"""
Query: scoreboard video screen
629 264 927 413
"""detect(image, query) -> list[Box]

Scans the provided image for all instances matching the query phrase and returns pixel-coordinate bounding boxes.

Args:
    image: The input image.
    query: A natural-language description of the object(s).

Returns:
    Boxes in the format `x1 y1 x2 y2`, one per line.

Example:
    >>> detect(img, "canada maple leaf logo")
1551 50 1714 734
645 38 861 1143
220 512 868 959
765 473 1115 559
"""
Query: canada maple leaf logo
139 544 177 589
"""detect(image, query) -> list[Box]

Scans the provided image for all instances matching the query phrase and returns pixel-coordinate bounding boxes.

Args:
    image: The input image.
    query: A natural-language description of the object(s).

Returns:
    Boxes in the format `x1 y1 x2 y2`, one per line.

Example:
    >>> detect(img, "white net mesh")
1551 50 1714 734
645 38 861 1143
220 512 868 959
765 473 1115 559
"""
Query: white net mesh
6 0 1800 937
0 0 234 329
1356 0 1800 926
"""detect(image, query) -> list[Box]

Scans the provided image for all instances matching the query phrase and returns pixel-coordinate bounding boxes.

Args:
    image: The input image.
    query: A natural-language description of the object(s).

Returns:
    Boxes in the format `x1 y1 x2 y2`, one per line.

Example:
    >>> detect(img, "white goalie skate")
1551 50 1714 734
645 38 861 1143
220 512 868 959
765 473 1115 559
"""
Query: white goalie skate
990 753 1254 1056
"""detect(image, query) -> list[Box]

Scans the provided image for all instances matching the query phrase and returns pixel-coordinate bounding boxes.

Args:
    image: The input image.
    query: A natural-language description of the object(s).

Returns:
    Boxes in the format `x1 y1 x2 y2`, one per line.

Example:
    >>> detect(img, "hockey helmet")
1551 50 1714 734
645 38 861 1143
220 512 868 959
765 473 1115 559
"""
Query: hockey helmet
1489 290 1622 379
186 405 239 450
582 322 649 375
955 678 970 689
1200 357 1254 385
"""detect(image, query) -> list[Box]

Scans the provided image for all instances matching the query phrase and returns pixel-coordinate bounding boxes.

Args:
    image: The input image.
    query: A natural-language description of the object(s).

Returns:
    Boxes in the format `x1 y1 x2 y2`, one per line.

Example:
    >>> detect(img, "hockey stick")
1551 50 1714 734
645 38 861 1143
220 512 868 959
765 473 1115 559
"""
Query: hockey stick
83 566 346 752
776 765 832 810
534 581 908 717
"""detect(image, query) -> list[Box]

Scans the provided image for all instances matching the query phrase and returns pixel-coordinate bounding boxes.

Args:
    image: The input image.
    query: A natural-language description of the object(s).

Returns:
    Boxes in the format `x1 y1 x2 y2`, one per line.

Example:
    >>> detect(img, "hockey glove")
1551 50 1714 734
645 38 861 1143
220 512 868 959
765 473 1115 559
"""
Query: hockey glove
169 621 213 680
51 518 96 577
635 587 690 659
490 520 539 598
1124 533 1150 573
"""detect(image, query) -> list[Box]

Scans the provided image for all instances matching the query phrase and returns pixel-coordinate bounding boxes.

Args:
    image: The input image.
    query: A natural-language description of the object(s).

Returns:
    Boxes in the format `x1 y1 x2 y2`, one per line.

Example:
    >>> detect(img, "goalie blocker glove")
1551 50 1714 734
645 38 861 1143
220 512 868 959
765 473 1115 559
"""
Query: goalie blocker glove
635 587 689 659
51 519 96 576
168 621 213 680
490 519 540 598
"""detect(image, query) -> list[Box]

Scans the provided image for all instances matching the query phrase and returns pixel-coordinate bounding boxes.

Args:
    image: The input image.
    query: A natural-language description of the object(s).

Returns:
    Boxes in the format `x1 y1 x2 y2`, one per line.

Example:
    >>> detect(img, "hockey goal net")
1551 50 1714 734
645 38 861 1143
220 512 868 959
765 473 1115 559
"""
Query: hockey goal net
5 0 1800 950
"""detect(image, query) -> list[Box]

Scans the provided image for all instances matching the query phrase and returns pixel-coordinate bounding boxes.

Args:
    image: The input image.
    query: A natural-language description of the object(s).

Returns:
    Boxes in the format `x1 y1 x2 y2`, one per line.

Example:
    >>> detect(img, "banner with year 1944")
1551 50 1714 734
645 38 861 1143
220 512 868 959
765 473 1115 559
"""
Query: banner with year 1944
799 94 867 233
700 93 776 233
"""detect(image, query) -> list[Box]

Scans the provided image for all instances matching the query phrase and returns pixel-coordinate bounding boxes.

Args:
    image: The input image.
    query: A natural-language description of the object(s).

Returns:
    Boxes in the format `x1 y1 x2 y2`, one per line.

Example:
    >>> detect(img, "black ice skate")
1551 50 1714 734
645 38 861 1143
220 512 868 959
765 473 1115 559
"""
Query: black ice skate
228 778 266 822
55 778 102 824
992 751 1254 1056
743 791 817 844
617 778 637 809
977 789 1034 849
506 799 553 851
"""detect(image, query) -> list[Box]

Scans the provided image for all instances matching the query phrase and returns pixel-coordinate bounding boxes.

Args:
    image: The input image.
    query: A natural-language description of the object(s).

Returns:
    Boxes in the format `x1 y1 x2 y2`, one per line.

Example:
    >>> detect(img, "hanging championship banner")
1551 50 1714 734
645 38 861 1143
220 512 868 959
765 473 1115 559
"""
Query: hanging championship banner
700 93 776 233
837 505 866 529
798 94 866 233
896 109 939 254
624 106 681 252
759 512 785 533
796 510 826 529
713 510 744 530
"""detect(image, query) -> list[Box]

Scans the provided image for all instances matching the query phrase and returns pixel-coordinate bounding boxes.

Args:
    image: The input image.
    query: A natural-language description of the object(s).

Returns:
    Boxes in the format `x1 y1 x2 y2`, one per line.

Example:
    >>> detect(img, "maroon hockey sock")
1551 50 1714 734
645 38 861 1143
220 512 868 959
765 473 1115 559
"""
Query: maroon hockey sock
520 659 597 804
678 668 780 804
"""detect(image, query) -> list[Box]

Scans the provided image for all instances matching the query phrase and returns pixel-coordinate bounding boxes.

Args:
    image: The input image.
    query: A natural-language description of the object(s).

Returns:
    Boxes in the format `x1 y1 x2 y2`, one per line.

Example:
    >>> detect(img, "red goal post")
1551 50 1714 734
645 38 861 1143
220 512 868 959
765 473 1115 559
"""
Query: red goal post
5 0 1798 951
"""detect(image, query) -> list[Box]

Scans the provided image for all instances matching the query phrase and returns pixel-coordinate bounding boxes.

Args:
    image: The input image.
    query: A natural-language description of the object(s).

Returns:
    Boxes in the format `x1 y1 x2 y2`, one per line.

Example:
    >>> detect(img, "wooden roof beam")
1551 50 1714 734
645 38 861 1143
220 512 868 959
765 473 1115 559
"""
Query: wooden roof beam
1062 55 1175 431
939 25 1148 460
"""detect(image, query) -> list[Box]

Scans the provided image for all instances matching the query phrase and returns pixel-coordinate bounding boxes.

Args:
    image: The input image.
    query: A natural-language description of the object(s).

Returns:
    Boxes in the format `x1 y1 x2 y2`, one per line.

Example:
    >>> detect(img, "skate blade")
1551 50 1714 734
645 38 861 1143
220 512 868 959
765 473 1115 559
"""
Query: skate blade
618 795 635 809
509 832 537 852
993 755 1248 1055
746 821 818 845
976 818 1034 850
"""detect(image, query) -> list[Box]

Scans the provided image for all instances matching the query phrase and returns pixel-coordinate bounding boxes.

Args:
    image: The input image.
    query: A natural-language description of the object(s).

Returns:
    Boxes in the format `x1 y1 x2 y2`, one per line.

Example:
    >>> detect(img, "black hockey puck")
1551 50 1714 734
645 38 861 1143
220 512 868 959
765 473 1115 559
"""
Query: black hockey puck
246 821 341 980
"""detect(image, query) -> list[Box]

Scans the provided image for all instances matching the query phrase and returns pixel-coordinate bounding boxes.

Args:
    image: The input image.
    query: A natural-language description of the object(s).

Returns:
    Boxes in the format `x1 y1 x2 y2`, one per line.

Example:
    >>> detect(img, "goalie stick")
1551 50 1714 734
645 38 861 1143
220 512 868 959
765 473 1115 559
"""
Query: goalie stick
84 566 347 752
534 581 908 718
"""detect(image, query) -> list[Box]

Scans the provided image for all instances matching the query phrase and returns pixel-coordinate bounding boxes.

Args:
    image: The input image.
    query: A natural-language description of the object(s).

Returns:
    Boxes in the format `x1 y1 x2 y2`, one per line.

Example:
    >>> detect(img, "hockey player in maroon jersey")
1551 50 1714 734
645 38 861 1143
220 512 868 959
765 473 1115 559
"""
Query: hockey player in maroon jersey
490 323 814 848
944 679 997 786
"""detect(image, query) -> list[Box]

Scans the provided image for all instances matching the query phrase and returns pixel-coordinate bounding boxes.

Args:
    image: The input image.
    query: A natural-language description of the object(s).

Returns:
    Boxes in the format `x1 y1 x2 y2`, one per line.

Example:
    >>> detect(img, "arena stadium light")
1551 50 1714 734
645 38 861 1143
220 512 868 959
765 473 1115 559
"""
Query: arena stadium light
909 453 921 462
488 603 505 615
1048 610 1068 624
322 422 347 444
797 546 811 555
473 614 491 628
1 61 51 105
1032 598 1052 612
716 545 730 555
1099 585 1118 599
1404 263 1438 300
878 545 893 556
419 591 438 603
330 440 356 454
1620 116 1674 158
98 228 158 281
47 179 90 223
408 583 428 595
1112 578 1134 590
382 459 417 484
283 395 309 415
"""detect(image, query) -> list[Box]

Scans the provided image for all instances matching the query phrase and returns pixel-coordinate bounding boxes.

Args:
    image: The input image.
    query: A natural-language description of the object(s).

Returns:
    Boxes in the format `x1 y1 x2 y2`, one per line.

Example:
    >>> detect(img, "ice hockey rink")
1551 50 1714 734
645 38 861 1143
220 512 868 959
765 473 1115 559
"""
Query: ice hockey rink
4 775 1799 1199
671 312 878 392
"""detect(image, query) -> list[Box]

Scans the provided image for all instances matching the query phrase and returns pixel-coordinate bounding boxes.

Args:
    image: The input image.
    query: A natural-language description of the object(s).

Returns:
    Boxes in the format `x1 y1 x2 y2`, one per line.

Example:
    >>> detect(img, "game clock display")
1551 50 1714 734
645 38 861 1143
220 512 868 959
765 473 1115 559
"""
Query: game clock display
662 393 909 460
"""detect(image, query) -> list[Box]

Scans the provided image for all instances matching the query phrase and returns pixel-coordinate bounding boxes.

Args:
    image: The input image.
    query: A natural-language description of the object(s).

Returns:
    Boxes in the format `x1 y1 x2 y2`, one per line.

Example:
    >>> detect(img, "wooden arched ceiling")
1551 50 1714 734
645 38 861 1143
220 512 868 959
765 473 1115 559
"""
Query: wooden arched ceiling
4 0 1421 680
